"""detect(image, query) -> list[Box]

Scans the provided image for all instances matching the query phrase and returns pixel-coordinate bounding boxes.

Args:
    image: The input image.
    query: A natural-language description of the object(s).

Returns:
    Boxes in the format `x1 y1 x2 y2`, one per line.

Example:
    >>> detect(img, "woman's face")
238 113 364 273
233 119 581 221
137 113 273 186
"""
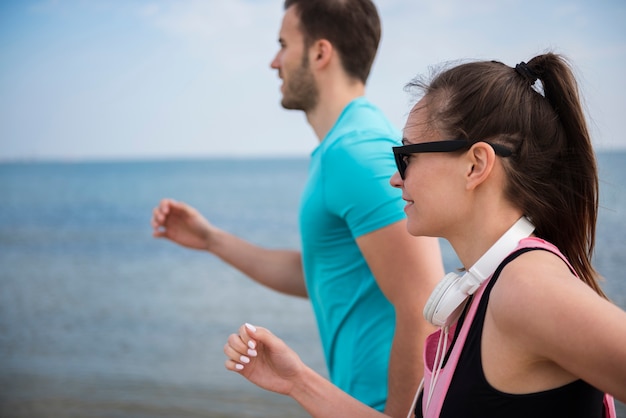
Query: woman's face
390 101 466 238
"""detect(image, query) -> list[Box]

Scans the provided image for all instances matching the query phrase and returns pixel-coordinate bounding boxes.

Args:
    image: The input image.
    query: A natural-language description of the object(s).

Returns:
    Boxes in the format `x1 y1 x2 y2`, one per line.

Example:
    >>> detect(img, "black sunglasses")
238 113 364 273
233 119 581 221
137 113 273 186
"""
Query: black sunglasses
392 139 513 179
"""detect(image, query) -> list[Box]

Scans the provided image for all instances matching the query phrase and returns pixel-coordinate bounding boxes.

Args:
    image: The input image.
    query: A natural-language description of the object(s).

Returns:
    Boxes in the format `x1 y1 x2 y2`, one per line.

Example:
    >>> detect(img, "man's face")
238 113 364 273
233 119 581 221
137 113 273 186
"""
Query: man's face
270 6 319 111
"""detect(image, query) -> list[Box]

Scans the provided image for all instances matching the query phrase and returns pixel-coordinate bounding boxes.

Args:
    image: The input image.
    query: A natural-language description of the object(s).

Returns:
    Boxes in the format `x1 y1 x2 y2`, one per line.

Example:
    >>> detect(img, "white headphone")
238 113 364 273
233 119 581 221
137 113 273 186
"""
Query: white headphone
423 216 535 328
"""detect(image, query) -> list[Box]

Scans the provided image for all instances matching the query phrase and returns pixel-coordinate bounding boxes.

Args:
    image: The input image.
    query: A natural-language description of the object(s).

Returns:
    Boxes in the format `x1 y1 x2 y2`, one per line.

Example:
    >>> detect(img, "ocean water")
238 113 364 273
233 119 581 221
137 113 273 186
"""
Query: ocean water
0 154 624 417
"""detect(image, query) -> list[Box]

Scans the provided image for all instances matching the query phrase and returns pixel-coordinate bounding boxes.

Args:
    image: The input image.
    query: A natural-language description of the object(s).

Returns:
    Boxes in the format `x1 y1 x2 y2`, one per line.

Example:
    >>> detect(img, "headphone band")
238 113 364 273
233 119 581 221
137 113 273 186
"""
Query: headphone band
465 216 536 293
424 216 536 328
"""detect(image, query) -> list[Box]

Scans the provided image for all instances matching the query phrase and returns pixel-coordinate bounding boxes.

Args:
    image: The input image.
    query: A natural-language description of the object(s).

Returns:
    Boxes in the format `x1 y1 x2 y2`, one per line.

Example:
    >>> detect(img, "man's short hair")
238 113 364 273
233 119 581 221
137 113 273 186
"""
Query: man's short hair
284 0 381 84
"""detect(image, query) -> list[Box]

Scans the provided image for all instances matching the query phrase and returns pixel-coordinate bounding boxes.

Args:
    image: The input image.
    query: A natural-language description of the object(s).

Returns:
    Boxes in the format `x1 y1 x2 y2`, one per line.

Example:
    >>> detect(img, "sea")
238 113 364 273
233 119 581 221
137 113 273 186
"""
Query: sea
1 153 624 418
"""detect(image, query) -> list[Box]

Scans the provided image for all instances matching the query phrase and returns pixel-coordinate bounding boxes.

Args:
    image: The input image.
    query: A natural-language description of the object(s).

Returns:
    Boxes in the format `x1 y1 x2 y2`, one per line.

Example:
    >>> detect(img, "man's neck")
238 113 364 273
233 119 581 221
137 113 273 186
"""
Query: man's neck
306 82 366 141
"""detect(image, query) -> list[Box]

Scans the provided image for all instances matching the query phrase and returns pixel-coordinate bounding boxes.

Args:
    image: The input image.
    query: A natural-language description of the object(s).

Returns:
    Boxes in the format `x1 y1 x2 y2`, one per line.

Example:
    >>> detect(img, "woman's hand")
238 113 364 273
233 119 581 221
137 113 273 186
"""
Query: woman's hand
224 323 305 396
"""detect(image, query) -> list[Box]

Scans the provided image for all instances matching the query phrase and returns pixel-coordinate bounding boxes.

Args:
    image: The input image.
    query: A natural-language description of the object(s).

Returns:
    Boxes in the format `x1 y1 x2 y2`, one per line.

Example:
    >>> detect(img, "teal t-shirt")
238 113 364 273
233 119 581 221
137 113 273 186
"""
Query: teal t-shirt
299 97 405 411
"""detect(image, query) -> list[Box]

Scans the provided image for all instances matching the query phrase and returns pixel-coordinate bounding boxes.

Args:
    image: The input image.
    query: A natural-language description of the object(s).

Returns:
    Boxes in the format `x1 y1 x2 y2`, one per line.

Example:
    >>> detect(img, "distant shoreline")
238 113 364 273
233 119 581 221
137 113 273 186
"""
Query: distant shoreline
0 155 311 165
1 149 625 165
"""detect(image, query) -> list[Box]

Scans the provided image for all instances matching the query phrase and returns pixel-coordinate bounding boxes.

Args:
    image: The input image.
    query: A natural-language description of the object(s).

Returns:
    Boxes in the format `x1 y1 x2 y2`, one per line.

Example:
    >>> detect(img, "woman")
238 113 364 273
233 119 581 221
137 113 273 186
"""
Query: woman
223 53 626 417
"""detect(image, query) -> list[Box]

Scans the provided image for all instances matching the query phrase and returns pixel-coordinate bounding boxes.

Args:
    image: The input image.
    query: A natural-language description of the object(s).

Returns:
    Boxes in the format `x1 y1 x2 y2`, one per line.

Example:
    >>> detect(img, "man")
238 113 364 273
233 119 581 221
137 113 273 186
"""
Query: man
151 0 443 415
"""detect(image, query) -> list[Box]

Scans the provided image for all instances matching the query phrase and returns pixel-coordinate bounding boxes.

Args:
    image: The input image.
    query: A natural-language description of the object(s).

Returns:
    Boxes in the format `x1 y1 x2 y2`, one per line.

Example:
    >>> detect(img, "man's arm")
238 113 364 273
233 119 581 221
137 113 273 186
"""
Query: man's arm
152 198 308 297
356 220 443 417
206 227 307 297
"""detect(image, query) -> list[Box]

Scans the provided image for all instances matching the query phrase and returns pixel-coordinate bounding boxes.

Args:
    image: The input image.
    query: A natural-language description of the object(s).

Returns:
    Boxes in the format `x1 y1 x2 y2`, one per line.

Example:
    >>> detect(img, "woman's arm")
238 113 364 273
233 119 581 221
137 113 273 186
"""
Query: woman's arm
224 323 389 417
487 250 626 402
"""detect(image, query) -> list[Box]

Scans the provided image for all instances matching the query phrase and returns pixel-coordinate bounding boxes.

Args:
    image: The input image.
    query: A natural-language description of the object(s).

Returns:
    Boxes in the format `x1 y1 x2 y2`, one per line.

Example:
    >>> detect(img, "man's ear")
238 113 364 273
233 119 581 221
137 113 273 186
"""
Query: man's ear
465 142 497 190
310 39 333 69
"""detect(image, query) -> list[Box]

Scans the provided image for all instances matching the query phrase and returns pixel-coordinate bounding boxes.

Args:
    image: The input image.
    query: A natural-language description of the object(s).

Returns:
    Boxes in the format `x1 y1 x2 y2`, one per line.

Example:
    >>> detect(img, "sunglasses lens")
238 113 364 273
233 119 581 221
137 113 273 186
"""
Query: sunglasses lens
394 153 405 179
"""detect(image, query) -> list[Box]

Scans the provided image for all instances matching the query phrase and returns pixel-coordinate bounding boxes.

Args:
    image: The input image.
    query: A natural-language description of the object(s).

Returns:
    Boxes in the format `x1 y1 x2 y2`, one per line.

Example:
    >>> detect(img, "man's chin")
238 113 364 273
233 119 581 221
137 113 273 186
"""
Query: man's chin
280 99 304 111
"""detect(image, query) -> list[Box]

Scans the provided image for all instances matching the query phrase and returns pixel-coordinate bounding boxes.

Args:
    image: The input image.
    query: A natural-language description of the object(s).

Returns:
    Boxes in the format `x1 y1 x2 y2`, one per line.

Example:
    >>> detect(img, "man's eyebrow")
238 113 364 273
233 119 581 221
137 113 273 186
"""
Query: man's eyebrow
401 137 410 145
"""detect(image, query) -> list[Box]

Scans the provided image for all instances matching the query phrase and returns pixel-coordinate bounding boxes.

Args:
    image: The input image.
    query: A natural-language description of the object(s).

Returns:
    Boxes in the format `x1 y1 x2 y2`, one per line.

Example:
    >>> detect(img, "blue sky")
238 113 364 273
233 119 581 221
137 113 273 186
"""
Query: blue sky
1 0 625 161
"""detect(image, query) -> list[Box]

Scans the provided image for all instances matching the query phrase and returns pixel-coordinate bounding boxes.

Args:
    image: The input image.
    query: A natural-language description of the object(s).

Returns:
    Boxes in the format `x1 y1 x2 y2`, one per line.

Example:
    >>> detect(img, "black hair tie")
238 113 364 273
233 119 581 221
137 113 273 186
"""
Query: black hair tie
515 61 538 85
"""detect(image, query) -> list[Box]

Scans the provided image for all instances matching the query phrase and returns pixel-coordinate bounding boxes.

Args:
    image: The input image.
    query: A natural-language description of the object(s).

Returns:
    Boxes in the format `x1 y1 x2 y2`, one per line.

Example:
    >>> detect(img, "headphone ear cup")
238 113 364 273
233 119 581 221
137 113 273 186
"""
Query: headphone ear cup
424 272 461 326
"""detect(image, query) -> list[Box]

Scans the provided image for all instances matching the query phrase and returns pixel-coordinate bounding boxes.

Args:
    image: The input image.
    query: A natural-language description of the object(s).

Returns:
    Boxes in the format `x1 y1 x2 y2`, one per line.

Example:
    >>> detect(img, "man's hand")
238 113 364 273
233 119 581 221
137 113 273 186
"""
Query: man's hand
151 198 214 250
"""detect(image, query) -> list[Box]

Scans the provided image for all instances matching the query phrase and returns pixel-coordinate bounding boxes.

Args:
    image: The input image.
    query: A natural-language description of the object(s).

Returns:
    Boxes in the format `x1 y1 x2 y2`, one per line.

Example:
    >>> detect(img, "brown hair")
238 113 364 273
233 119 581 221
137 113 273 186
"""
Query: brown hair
408 53 604 297
284 0 381 84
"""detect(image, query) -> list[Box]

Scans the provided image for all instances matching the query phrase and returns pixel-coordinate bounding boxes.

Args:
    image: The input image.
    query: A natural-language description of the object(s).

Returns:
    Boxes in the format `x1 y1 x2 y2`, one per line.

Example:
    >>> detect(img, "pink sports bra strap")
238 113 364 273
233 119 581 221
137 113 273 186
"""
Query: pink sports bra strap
421 236 508 418
421 280 488 417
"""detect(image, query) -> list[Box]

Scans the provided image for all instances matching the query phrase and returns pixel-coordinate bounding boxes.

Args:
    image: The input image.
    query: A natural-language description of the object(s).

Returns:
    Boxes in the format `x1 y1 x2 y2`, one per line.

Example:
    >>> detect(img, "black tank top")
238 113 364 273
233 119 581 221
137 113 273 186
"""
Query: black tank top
417 247 605 417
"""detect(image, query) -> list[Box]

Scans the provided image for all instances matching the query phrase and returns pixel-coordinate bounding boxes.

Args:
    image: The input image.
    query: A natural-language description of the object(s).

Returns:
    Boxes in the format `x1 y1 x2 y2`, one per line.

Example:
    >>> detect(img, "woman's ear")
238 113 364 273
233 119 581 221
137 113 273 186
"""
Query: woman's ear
465 142 497 190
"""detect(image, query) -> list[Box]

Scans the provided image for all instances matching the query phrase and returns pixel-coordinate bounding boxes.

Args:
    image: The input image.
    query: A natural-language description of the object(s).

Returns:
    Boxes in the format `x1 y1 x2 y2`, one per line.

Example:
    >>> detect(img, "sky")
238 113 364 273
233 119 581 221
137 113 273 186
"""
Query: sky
1 0 625 161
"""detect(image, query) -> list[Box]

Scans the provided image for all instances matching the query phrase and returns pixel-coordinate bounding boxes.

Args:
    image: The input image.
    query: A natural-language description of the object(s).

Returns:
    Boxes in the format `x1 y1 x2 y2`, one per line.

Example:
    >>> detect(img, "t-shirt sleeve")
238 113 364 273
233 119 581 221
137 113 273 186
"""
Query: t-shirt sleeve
323 132 406 238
